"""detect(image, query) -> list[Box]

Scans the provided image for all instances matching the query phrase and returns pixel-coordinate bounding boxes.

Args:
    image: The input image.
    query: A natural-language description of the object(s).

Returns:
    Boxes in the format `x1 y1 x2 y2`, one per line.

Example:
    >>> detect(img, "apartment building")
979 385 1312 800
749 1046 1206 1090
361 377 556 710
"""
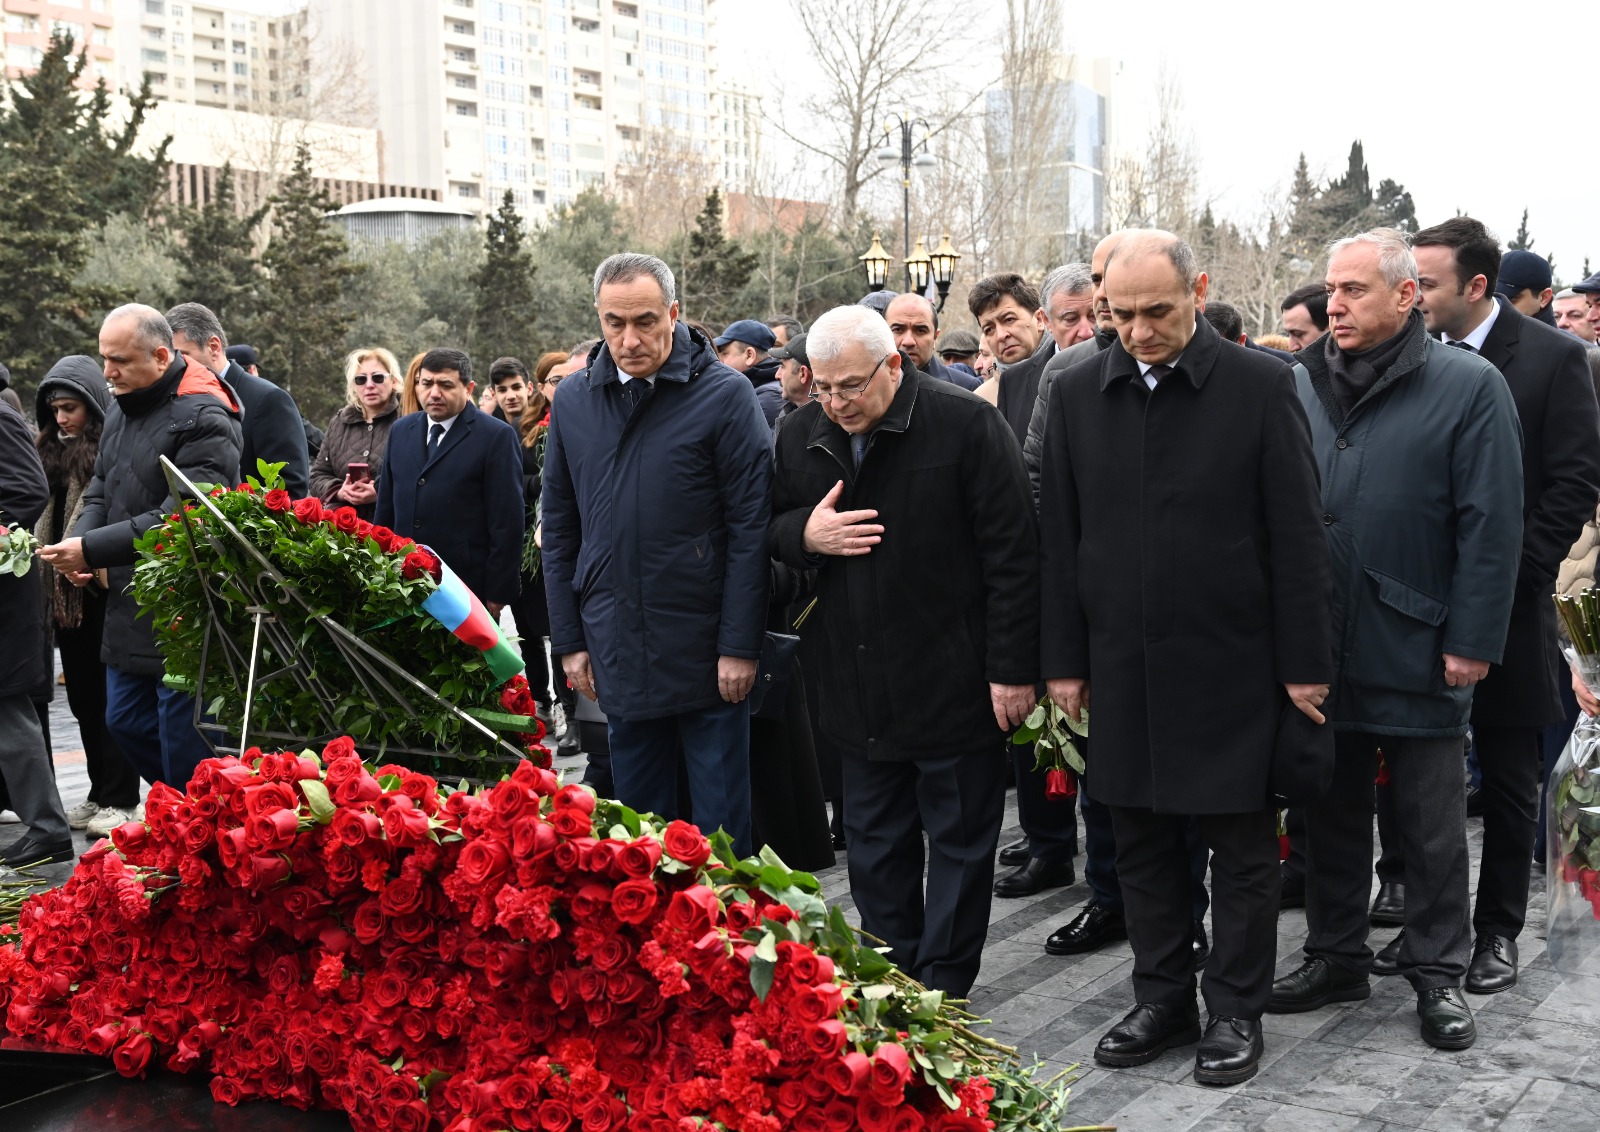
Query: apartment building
2 0 115 87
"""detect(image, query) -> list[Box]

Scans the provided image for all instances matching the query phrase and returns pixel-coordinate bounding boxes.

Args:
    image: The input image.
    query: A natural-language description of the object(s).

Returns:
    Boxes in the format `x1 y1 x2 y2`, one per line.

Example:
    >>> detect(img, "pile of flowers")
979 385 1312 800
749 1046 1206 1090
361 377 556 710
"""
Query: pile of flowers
131 461 541 768
0 742 1072 1131
1548 590 1600 1004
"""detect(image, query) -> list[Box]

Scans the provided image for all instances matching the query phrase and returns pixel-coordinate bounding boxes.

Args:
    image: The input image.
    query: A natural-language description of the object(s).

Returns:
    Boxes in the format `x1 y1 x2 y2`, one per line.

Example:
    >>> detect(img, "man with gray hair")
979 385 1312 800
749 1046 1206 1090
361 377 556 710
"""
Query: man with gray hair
1268 228 1524 1053
769 304 1039 996
39 304 243 792
1039 262 1096 351
165 302 310 497
542 253 772 856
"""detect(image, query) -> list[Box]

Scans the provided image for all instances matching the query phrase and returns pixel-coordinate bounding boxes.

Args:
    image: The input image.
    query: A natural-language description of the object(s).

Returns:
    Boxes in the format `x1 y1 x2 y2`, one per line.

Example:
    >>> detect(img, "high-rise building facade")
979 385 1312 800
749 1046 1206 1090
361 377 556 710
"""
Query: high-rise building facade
309 0 725 219
3 0 115 87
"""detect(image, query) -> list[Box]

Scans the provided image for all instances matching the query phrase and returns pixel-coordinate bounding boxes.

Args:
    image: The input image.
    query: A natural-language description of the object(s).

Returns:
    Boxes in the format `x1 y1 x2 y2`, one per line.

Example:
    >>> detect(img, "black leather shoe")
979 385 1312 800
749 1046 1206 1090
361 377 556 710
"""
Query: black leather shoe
1466 934 1518 995
1279 870 1306 910
0 835 74 867
1045 904 1127 955
1370 881 1405 926
556 732 582 758
1193 1016 1262 1086
1267 958 1371 1013
1192 919 1210 969
1418 987 1476 1049
1373 930 1404 977
998 838 1031 867
993 856 1074 898
1094 1002 1201 1067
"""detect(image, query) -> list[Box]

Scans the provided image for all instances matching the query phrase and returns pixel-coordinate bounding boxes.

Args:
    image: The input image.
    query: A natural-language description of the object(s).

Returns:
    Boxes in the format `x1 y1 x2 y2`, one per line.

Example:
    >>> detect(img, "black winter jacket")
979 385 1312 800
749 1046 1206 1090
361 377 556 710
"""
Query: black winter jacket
770 362 1039 761
226 361 309 497
73 356 244 676
0 400 48 698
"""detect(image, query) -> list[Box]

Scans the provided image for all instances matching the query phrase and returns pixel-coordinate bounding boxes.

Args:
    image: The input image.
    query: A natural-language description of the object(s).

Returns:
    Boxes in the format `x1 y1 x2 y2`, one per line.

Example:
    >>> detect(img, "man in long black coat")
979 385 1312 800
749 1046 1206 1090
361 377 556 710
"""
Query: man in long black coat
1395 218 1600 992
1038 231 1333 1086
770 304 1039 998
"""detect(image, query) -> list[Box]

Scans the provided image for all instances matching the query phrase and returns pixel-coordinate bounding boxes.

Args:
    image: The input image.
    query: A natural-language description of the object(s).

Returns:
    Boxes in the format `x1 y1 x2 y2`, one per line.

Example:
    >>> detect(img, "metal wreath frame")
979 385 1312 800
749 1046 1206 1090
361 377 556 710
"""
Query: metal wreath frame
157 457 527 770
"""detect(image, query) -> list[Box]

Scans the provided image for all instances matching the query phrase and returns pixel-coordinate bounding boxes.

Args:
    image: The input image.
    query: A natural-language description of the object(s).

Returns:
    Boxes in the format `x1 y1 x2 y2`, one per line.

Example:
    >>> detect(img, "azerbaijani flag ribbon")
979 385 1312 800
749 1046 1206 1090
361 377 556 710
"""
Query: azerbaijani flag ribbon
419 555 526 684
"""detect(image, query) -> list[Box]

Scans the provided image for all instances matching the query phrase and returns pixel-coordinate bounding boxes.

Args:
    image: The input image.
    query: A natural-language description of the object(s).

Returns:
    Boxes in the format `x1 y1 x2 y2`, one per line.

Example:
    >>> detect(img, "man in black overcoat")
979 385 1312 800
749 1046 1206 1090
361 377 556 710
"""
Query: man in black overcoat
769 304 1040 998
1038 231 1333 1086
1393 218 1600 992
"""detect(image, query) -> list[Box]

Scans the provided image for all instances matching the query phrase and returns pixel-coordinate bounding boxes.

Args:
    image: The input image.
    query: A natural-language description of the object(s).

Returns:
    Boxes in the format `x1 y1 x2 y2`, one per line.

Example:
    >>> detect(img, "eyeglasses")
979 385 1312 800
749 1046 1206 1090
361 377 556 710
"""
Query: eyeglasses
542 375 564 388
353 373 390 386
808 355 888 404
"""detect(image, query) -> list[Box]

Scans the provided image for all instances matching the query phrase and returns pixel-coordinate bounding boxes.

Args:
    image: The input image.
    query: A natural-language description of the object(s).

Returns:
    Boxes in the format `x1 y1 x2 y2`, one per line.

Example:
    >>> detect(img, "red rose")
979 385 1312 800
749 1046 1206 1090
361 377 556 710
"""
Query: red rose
661 820 711 868
369 525 398 553
663 885 721 934
112 1031 153 1077
890 1108 926 1132
330 505 361 534
822 1050 872 1096
401 548 441 582
549 808 592 838
539 1098 574 1131
323 735 358 762
856 1096 895 1132
869 1042 913 1099
1044 767 1076 801
610 878 660 925
616 837 662 878
806 1019 847 1056
290 497 324 524
263 489 291 512
331 808 382 847
382 797 432 846
794 981 845 1024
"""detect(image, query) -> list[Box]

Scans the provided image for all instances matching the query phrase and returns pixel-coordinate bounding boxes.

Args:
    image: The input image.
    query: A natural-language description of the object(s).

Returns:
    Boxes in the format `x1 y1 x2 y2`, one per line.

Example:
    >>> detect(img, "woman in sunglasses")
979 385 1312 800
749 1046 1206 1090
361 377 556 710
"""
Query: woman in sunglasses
308 347 403 520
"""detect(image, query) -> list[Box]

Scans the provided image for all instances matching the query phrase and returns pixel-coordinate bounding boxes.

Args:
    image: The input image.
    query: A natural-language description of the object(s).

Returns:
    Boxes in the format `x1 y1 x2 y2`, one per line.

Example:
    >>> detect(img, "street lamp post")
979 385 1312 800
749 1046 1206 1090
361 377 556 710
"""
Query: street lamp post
877 113 935 292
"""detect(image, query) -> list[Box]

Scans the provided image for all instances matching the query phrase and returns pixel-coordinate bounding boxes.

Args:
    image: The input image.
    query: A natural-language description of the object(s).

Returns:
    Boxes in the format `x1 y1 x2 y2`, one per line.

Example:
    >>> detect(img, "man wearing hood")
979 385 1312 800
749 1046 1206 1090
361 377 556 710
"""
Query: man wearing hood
714 319 785 426
39 304 243 793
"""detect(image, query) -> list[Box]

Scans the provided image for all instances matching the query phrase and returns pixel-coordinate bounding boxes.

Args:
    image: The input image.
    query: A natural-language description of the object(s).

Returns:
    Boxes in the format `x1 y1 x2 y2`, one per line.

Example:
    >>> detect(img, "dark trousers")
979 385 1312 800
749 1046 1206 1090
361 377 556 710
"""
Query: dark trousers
104 667 213 789
609 699 753 856
1305 732 1470 990
1281 806 1308 882
1013 744 1077 862
58 612 139 809
842 748 1006 998
1110 805 1277 1019
1082 774 1209 919
0 694 69 843
1376 725 1542 939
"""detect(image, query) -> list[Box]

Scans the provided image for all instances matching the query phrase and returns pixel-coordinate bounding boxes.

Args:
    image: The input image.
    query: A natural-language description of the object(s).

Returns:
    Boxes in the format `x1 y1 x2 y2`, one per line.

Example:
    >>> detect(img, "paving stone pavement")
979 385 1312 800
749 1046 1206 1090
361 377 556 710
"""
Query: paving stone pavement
24 682 1600 1131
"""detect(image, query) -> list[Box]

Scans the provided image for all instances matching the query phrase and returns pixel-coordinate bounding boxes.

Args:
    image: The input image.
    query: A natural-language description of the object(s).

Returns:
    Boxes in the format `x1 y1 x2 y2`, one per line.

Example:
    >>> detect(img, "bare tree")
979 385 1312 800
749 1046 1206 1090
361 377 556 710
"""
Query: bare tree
1103 67 1198 236
614 128 719 249
774 0 977 220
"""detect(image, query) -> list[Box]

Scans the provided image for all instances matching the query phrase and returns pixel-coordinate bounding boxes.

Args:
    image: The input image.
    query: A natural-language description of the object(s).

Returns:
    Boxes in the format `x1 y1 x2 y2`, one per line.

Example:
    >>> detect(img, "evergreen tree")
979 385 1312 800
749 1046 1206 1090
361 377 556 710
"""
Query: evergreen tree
1508 208 1534 251
175 164 267 330
681 189 758 325
1318 141 1373 233
528 187 636 350
471 190 539 364
256 143 363 424
1372 178 1417 233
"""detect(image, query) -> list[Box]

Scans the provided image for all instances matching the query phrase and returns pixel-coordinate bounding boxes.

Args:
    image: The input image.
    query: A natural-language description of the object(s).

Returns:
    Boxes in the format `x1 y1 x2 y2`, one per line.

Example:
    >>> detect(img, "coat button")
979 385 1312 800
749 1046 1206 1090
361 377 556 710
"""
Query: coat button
1323 513 1334 525
362 449 369 456
413 521 422 529
418 477 426 486
1336 438 1348 449
867 738 877 749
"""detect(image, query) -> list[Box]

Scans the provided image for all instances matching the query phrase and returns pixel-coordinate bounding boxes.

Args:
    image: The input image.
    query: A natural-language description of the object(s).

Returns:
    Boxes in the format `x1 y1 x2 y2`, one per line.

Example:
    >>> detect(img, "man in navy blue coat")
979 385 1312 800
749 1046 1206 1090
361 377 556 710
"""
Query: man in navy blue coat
542 253 772 855
375 348 524 613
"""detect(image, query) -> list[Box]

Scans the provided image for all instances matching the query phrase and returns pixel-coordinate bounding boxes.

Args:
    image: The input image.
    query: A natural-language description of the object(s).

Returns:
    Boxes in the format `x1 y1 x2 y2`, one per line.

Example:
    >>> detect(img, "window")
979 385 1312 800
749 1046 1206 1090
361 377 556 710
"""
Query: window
142 47 168 63
454 101 477 116
548 64 567 83
552 142 570 161
232 61 247 75
454 182 480 198
145 0 164 14
482 26 502 45
93 26 110 45
146 25 165 40
454 74 477 89
232 40 246 54
4 15 39 33
171 3 183 14
171 31 184 45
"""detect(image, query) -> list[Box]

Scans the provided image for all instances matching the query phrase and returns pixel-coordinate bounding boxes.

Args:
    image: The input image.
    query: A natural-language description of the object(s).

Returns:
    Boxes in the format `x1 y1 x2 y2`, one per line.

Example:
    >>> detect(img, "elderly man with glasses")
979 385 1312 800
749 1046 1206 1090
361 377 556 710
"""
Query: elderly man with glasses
769 304 1040 997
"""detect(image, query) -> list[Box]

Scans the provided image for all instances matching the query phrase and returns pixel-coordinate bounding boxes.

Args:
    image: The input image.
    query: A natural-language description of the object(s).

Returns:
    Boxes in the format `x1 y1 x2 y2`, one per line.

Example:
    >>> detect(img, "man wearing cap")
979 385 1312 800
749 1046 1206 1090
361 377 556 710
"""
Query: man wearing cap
1498 250 1557 326
1554 290 1597 344
768 332 812 431
938 329 981 369
1573 271 1600 340
884 293 981 391
715 319 784 426
858 290 897 319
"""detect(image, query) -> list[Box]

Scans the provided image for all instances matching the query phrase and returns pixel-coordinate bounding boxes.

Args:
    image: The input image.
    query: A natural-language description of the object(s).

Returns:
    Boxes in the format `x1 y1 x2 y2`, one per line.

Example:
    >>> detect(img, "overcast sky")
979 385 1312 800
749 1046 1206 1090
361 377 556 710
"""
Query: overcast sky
719 0 1598 283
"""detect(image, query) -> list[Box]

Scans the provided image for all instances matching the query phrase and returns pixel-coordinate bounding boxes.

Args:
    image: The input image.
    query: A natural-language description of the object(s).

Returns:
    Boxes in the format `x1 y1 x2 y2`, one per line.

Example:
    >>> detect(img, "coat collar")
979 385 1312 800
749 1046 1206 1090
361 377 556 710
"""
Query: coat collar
804 352 921 467
1297 308 1431 426
421 398 477 470
1478 294 1522 373
585 322 714 388
1099 312 1221 392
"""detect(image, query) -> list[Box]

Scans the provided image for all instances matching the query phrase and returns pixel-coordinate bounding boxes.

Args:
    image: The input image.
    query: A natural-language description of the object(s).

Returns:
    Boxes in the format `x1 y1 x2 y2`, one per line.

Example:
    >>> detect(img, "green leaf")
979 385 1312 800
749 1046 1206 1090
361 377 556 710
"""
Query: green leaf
1024 704 1046 730
300 779 337 824
750 931 779 1002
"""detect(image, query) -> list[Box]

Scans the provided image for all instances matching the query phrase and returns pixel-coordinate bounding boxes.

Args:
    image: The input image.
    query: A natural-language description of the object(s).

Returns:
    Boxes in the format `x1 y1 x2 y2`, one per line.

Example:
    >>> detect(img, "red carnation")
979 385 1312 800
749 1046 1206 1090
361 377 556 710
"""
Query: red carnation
661 820 712 868
290 497 324 524
401 548 441 582
263 489 291 513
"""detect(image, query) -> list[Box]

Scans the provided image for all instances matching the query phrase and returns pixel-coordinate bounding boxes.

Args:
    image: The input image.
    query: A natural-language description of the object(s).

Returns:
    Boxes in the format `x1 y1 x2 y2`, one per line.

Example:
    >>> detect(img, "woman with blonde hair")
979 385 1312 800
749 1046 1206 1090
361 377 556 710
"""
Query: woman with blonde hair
308 347 402 520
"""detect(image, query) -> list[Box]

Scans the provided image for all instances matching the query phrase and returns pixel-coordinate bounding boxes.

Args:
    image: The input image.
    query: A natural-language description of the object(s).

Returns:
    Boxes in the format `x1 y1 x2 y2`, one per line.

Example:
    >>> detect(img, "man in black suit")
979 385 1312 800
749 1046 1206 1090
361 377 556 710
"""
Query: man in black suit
165 304 310 498
1394 218 1600 993
376 349 524 613
1038 231 1333 1086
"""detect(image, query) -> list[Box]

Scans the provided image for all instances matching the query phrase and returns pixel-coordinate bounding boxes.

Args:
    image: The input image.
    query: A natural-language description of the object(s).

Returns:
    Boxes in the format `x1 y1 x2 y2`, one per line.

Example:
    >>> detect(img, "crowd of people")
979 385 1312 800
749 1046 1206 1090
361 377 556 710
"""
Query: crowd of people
2 215 1599 1090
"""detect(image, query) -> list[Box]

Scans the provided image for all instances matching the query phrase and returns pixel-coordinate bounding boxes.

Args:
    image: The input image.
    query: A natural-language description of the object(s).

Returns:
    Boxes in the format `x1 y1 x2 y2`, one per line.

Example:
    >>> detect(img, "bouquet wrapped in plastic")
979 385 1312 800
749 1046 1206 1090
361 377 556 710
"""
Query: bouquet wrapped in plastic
1546 590 1600 1005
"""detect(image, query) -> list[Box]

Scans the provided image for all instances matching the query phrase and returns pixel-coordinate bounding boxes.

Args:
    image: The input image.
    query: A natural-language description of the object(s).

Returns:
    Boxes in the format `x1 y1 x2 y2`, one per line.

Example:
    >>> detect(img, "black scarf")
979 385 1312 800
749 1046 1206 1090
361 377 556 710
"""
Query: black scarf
1095 325 1119 349
114 356 186 418
1325 308 1423 418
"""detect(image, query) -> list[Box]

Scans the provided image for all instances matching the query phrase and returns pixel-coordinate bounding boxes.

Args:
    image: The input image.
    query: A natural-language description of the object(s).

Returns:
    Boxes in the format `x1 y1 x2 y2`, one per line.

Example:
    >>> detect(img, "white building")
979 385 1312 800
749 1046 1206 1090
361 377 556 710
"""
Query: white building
711 79 758 193
307 0 727 219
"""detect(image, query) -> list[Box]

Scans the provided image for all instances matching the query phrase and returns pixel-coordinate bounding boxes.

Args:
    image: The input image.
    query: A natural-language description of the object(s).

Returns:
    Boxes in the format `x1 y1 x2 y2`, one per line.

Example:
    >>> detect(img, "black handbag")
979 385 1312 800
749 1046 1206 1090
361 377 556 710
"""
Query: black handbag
749 631 801 720
1269 696 1335 805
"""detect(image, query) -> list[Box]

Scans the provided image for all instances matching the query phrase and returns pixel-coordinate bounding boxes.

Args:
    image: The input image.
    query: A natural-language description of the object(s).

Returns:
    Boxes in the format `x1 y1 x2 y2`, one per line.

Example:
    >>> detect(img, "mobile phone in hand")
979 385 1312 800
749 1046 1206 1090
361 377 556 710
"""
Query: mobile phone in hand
346 462 371 483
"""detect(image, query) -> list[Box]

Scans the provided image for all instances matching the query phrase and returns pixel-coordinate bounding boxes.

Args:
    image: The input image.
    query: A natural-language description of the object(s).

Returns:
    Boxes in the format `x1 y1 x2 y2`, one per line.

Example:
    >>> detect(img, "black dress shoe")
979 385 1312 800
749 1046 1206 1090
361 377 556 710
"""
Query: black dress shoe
1417 987 1476 1049
0 835 74 867
1373 930 1404 977
1192 919 1210 969
1466 934 1518 995
1267 958 1371 1013
556 732 582 758
998 838 1031 867
1193 1016 1262 1086
1370 881 1405 926
1279 870 1306 910
1094 1002 1201 1067
993 856 1074 898
1045 904 1127 955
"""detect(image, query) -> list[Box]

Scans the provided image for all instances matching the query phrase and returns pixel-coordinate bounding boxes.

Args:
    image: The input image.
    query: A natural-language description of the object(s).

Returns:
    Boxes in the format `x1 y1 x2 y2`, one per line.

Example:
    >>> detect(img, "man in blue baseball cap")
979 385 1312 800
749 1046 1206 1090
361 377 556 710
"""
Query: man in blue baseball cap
715 319 783 425
1497 250 1556 326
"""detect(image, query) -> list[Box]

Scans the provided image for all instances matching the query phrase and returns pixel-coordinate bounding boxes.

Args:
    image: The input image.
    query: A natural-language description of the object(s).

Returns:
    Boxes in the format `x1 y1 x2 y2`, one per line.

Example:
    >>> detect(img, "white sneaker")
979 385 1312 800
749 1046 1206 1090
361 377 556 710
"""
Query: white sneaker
85 805 140 837
66 800 100 830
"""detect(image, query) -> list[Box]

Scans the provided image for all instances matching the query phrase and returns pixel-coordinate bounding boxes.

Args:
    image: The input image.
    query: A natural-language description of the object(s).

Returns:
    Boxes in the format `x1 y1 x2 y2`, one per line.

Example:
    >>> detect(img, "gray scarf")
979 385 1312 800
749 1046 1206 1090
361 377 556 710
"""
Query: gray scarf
1324 308 1424 419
